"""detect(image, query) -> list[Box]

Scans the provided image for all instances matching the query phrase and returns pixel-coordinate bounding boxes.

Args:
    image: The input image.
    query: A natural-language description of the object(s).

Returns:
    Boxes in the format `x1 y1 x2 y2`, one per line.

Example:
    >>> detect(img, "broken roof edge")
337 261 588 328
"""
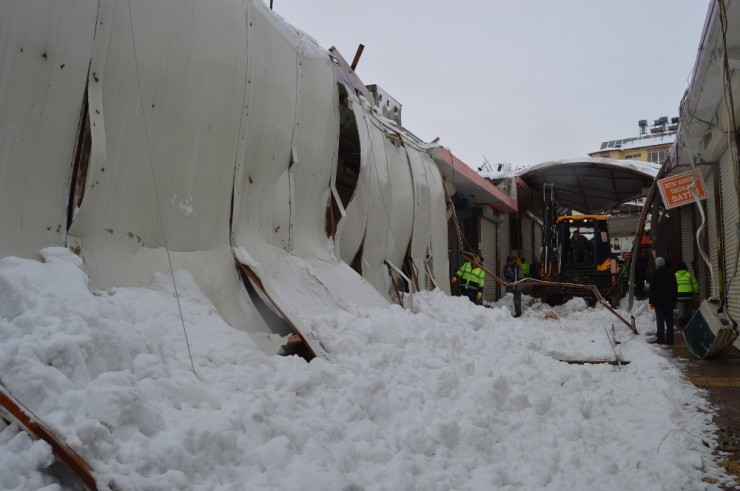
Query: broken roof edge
430 146 517 214
327 46 515 214
675 0 730 173
681 1 720 125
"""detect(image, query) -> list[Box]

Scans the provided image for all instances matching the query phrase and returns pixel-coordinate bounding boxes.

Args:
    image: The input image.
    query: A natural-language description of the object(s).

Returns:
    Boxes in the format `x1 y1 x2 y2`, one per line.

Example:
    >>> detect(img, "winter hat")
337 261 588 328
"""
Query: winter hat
655 257 666 268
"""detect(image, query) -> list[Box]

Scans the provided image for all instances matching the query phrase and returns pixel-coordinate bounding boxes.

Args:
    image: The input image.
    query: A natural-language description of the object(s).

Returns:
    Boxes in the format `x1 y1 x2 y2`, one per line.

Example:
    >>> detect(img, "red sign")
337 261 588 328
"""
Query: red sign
657 170 707 210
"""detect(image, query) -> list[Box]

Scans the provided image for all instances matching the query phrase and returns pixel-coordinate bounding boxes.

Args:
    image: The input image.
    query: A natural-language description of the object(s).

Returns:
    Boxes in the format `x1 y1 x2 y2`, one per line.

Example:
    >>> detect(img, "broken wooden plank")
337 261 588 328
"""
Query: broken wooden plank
559 359 631 366
0 386 98 490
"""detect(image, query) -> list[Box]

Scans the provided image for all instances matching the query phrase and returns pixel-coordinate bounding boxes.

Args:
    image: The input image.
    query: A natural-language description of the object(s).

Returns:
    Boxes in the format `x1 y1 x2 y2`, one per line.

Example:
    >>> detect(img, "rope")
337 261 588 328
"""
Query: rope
443 180 478 258
678 119 718 300
127 0 197 377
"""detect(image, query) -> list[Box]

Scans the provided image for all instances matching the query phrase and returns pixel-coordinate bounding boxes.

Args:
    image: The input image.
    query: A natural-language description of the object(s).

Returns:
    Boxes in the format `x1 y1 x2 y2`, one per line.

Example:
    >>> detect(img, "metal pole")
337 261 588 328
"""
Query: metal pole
627 161 669 311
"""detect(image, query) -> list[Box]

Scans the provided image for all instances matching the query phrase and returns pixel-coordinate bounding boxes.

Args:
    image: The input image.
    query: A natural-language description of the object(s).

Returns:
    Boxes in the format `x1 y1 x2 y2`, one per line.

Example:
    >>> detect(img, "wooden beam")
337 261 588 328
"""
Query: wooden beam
236 263 317 359
0 387 98 490
350 44 364 71
560 359 631 366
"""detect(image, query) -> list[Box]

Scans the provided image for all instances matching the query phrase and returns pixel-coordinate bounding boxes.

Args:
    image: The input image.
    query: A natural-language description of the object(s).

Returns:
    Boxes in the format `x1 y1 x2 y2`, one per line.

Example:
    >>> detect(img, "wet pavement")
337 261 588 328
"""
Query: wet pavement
666 329 740 489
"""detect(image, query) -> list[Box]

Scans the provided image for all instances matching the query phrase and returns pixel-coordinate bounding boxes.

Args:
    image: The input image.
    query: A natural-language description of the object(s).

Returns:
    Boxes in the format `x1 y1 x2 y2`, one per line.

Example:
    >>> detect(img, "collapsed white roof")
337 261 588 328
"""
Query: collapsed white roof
0 0 450 356
518 158 660 213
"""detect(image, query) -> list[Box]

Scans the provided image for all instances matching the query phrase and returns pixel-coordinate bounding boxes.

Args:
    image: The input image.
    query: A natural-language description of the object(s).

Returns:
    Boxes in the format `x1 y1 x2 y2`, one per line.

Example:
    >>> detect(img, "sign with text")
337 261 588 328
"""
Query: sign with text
657 170 707 210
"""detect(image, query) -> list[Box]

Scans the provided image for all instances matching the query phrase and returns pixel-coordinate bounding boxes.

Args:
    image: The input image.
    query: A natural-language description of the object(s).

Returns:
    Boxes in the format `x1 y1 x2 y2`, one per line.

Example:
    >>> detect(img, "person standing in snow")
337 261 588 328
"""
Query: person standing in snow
518 257 530 276
674 261 699 328
648 256 678 345
503 256 523 318
451 253 485 305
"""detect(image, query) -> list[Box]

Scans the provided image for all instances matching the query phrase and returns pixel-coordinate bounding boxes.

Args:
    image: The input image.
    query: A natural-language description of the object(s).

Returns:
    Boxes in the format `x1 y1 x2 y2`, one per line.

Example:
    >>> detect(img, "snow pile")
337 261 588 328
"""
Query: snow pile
0 248 734 490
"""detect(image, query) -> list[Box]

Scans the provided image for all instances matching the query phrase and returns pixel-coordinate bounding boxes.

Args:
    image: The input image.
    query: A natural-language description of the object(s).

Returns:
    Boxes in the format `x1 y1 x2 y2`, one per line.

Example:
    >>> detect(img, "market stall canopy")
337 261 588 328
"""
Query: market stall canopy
518 158 660 214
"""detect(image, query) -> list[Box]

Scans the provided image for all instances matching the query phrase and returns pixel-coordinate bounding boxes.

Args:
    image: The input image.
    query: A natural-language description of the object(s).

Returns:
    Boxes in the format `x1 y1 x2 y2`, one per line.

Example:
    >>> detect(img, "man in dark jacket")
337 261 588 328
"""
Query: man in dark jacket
648 256 678 345
503 256 523 317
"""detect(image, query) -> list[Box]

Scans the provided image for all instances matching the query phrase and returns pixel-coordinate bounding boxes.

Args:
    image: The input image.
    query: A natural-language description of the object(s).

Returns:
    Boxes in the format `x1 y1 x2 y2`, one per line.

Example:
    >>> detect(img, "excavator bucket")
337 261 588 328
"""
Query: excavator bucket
683 299 738 359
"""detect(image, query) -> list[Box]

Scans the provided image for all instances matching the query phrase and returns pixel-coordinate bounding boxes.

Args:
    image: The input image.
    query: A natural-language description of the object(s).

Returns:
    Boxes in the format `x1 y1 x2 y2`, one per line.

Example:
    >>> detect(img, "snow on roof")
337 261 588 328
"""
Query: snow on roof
521 157 660 178
517 157 660 213
618 133 676 151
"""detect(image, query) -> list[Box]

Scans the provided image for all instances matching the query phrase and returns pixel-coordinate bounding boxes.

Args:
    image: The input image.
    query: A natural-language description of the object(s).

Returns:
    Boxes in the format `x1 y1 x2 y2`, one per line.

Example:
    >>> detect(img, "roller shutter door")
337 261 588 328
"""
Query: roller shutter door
719 150 740 326
680 205 695 270
521 215 534 267
534 220 543 271
497 215 510 298
480 218 497 302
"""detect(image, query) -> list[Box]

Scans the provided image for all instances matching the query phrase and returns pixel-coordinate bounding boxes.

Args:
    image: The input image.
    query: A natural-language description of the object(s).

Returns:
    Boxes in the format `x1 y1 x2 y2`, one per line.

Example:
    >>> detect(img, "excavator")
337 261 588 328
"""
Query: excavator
538 184 622 306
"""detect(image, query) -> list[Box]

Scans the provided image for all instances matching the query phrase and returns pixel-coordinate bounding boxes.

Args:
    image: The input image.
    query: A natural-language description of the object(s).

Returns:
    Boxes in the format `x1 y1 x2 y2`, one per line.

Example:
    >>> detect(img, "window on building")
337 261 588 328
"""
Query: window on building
648 149 668 163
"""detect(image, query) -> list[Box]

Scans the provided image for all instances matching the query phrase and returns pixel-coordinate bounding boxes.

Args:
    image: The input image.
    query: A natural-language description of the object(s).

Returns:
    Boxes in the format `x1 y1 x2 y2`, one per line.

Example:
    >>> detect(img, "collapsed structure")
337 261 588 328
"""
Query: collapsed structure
0 0 451 356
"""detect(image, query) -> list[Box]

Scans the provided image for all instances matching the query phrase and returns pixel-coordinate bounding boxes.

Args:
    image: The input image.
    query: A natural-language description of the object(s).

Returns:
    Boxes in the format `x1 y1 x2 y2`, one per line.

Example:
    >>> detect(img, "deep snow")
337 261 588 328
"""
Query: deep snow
0 248 735 490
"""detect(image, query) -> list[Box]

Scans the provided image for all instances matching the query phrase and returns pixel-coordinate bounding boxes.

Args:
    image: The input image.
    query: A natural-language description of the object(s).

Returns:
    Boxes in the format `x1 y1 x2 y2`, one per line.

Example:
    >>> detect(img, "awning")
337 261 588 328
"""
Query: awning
675 0 740 172
430 147 517 213
518 158 660 214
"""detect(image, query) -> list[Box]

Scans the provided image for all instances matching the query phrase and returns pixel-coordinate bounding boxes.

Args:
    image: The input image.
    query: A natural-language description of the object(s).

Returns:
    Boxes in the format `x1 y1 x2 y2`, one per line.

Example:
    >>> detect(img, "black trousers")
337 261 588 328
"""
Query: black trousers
655 305 675 344
460 286 481 305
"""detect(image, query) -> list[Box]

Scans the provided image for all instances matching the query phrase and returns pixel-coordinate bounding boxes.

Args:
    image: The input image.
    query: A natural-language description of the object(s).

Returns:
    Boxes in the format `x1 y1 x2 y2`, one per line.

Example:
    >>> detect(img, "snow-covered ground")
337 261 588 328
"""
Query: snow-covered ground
0 248 735 490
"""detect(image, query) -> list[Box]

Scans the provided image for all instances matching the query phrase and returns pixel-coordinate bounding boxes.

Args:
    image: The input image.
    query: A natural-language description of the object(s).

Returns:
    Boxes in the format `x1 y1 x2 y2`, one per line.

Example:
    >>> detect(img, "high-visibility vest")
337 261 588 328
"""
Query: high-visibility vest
675 269 698 294
519 261 530 276
456 261 485 289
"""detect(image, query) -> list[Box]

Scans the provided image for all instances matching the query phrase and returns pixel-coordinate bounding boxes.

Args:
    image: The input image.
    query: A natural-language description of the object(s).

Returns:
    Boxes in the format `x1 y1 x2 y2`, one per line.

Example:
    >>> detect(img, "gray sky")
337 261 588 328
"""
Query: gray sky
271 1 709 170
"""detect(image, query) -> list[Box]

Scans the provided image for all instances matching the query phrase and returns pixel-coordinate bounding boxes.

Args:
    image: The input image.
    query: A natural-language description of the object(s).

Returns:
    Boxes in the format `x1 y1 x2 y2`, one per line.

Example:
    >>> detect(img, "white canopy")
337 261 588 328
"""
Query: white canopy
518 157 660 213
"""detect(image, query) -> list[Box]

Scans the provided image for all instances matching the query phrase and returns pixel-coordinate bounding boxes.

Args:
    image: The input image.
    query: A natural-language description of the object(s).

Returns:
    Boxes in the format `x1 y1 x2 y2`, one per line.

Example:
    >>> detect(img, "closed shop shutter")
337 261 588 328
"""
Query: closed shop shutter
705 170 719 300
719 150 740 325
497 215 510 298
534 220 543 266
480 218 497 302
680 205 695 270
521 215 534 267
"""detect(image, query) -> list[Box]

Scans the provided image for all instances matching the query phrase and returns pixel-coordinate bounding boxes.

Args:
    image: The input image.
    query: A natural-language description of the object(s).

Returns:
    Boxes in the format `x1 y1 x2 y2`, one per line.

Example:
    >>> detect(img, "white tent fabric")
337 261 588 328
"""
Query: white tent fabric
518 157 660 214
231 1 389 357
0 0 450 356
404 138 451 294
65 0 278 350
0 1 97 260
382 135 414 286
334 101 372 267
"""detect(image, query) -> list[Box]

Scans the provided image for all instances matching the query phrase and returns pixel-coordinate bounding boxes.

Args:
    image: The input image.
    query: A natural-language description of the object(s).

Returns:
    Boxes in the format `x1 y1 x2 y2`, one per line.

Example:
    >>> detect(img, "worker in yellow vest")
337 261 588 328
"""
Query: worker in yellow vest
675 261 699 328
518 257 530 276
451 253 485 305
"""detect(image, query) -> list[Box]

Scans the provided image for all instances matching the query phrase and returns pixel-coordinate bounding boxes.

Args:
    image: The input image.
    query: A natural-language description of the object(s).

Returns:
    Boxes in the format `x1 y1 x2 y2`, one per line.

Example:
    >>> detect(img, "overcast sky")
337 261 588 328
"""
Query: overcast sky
271 1 709 170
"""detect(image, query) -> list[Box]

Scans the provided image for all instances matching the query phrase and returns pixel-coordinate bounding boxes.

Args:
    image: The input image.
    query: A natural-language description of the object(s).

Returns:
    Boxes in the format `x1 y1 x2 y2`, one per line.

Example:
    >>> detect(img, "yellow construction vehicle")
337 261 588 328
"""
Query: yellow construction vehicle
539 184 621 306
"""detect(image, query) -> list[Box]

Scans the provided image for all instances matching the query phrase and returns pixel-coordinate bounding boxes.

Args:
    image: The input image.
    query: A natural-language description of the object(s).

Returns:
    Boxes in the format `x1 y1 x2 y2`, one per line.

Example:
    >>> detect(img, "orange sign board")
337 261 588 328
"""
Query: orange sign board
657 170 708 210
